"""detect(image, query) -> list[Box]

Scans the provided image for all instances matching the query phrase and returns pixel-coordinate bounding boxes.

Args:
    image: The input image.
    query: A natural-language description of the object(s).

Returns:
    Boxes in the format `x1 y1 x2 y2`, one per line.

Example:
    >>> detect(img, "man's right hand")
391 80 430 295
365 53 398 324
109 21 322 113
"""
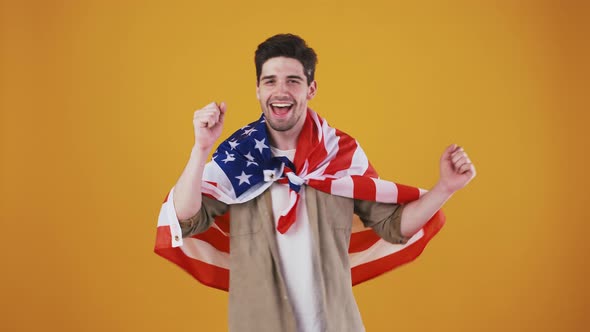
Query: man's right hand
193 101 227 152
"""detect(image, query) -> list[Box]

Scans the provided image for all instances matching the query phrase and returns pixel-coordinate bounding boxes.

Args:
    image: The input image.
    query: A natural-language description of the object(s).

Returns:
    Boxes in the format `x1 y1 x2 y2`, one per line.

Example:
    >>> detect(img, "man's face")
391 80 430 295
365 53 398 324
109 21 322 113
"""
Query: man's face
257 56 317 134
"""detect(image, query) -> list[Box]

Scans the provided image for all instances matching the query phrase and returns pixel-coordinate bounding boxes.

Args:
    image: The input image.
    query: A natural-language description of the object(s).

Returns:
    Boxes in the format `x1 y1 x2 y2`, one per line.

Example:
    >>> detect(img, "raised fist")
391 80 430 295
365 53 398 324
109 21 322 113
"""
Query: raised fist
193 101 227 152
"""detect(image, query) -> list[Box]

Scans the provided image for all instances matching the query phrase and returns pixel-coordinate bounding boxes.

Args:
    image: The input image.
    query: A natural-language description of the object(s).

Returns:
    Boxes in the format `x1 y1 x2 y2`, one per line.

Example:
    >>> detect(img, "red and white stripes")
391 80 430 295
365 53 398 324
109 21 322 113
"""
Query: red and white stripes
154 109 445 291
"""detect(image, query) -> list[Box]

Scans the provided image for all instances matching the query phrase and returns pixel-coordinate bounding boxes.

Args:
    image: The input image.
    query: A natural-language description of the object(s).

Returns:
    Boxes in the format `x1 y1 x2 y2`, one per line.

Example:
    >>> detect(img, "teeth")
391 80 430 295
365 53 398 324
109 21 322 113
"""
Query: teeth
271 103 292 107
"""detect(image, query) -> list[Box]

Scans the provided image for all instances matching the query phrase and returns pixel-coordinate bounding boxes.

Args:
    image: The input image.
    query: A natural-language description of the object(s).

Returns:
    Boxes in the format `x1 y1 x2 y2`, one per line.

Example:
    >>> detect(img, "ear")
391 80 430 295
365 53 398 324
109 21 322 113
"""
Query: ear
307 80 317 100
256 84 260 100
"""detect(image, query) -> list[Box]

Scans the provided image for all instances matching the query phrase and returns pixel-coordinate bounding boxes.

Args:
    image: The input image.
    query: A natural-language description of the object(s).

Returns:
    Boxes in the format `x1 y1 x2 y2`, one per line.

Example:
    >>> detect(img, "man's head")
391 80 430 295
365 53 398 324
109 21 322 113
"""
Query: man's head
255 34 318 143
255 34 317 86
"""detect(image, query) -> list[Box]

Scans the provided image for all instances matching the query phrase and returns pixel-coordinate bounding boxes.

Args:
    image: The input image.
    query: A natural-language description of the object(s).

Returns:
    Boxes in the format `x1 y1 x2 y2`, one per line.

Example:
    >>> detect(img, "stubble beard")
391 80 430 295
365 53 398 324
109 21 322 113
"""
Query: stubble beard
262 103 304 133
266 115 298 132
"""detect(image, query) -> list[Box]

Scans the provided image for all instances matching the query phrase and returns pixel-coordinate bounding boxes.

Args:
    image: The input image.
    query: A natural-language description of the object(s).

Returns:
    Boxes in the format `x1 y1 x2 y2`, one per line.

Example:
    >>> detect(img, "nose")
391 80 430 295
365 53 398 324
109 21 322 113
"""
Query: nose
275 81 289 95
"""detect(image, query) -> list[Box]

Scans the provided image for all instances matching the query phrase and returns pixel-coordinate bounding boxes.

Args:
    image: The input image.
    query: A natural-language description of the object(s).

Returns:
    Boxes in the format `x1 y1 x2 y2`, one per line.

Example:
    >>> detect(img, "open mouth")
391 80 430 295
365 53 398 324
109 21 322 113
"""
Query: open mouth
269 102 294 117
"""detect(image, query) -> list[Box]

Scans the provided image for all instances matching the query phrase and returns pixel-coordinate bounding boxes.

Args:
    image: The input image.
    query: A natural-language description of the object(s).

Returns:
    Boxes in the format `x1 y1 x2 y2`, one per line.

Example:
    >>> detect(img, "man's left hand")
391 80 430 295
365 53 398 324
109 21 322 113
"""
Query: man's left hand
437 144 476 194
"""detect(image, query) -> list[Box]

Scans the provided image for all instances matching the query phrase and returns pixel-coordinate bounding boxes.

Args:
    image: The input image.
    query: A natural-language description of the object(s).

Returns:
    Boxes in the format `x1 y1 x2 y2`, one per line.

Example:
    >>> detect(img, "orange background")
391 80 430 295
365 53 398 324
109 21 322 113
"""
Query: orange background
1 0 588 331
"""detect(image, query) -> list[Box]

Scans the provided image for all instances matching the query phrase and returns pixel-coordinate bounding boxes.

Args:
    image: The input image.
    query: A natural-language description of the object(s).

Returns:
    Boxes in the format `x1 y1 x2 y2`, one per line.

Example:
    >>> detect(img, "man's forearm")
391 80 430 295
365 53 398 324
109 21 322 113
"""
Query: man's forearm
172 146 211 220
400 183 453 237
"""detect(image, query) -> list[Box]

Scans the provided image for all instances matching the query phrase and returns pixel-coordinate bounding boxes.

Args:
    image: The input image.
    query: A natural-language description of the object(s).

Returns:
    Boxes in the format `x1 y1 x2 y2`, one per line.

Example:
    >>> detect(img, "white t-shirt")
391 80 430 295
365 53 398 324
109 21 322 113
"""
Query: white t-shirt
270 147 325 332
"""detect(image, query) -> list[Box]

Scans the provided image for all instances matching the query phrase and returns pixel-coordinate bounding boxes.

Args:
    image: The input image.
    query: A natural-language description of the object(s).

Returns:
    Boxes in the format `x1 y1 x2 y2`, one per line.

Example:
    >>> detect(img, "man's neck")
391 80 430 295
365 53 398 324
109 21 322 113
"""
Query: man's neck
267 122 304 150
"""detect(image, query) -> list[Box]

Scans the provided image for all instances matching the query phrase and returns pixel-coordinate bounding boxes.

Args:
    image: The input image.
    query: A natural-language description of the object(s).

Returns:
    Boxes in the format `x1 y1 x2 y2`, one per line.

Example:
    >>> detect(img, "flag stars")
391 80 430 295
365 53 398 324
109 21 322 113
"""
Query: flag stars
244 152 258 167
222 151 236 164
243 127 258 136
228 140 239 150
254 138 269 154
235 171 253 185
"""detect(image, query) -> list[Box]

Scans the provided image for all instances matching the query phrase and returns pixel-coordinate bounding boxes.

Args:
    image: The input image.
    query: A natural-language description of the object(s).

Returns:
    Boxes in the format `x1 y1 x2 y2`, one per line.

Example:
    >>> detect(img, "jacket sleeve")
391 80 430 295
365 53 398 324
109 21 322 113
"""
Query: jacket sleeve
178 195 229 238
354 200 409 245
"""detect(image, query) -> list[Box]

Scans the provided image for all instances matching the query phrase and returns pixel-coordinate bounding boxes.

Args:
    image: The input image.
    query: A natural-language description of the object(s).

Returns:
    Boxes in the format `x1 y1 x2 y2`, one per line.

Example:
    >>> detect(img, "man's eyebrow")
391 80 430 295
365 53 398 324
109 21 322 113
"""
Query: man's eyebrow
286 75 304 80
260 75 304 81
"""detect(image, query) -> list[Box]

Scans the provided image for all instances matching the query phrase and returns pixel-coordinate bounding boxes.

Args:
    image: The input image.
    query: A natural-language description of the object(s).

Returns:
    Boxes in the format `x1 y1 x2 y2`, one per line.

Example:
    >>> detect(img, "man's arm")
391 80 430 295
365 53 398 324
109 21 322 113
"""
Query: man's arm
355 200 408 244
173 101 227 220
178 194 228 238
400 144 476 237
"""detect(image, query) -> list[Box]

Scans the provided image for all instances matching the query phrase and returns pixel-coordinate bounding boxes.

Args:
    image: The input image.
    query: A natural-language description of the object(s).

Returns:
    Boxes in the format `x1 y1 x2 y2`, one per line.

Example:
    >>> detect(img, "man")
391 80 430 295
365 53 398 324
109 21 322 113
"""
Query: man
155 34 475 332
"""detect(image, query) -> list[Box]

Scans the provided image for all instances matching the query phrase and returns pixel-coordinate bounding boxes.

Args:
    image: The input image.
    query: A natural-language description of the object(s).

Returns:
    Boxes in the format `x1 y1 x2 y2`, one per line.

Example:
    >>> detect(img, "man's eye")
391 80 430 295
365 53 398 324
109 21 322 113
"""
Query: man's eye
288 80 300 84
264 80 275 85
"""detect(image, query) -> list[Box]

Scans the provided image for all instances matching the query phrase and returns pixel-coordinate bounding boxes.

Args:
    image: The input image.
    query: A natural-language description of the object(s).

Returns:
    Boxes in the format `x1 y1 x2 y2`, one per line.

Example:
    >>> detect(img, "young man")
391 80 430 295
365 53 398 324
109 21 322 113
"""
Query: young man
155 34 476 332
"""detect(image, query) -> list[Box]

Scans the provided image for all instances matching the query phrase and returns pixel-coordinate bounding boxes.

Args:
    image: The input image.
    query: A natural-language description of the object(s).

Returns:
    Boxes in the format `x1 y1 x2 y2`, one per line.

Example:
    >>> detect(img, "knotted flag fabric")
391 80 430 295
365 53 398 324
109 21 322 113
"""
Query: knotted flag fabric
155 109 445 291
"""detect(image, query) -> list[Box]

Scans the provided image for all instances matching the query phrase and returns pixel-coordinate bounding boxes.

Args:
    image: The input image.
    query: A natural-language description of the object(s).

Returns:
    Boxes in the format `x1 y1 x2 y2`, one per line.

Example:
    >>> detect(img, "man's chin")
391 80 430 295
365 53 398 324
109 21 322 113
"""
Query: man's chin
266 118 296 132
267 122 293 132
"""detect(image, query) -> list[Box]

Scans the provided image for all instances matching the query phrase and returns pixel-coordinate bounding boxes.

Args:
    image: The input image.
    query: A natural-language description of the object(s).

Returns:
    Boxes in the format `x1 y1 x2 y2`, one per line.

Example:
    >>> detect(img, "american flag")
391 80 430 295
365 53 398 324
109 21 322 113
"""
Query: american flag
155 109 445 291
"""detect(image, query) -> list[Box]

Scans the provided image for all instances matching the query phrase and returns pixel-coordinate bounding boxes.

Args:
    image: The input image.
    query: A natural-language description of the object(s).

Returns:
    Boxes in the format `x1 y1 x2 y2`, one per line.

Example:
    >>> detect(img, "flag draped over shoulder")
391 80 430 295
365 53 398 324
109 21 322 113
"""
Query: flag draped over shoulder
154 109 445 291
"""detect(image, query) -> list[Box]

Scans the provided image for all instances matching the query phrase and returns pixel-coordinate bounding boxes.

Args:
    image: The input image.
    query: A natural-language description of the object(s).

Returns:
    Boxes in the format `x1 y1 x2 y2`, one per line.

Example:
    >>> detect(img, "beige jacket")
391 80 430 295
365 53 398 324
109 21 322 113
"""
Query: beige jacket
180 186 407 332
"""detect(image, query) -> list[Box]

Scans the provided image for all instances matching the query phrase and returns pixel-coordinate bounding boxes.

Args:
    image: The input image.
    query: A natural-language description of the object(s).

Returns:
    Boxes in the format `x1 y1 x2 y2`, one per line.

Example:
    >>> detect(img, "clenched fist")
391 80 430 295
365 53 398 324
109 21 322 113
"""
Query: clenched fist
193 101 227 152
438 144 476 194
